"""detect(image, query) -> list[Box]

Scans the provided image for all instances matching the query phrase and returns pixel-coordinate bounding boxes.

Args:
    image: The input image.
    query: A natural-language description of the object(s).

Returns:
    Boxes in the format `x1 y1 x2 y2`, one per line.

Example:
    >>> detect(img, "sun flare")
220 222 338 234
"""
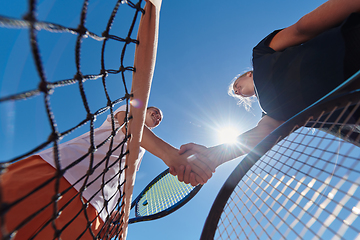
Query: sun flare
218 127 239 144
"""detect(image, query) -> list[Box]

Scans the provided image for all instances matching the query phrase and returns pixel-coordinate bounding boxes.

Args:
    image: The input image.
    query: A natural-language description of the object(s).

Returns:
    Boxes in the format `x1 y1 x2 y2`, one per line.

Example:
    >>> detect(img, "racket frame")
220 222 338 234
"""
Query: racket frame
129 168 202 224
200 70 360 239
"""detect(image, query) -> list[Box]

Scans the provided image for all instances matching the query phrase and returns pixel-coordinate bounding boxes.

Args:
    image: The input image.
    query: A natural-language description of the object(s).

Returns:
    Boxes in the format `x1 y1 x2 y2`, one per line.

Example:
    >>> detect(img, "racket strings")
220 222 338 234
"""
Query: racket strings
136 174 195 217
215 124 360 239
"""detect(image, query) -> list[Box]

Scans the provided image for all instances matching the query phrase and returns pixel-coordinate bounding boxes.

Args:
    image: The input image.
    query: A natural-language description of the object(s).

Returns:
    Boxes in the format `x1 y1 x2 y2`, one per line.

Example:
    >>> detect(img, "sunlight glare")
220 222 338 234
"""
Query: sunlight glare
218 127 239 144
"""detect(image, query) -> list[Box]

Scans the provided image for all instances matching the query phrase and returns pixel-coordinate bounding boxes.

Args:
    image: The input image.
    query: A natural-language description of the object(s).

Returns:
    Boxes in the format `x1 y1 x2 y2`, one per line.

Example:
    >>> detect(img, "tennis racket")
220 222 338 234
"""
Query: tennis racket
201 71 360 239
128 168 202 224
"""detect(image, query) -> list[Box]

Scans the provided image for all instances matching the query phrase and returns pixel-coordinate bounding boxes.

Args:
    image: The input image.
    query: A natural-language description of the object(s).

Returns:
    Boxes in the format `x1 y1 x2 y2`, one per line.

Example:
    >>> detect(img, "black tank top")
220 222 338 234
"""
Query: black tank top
252 13 360 121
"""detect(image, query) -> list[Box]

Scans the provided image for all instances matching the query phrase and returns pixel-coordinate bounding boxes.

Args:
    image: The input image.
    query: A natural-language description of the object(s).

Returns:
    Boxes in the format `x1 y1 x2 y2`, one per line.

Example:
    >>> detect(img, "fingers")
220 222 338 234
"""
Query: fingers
179 142 206 155
189 172 210 187
100 219 120 239
174 164 200 186
102 211 121 239
176 165 185 182
111 211 121 222
188 154 214 182
169 166 176 176
183 165 192 184
193 153 216 173
189 172 198 187
192 173 205 187
175 143 215 185
174 164 210 186
179 143 195 154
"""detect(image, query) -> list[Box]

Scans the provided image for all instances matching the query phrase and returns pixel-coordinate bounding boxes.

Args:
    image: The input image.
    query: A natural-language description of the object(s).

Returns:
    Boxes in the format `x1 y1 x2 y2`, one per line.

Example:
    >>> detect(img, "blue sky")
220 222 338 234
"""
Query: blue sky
0 0 328 239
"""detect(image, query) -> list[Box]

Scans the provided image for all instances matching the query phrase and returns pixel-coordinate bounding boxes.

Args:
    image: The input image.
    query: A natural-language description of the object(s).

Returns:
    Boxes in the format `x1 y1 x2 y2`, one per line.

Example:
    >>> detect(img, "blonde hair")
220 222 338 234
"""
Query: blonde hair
228 70 255 111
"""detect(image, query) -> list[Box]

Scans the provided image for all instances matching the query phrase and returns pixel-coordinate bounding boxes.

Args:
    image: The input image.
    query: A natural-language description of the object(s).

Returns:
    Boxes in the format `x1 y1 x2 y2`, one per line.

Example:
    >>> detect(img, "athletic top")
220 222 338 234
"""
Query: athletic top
252 13 360 121
39 105 145 221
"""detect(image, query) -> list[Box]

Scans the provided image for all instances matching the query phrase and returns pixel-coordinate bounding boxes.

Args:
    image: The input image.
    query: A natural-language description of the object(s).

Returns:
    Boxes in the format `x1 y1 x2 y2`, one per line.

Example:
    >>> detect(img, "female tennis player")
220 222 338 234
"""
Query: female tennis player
174 0 360 186
0 105 210 239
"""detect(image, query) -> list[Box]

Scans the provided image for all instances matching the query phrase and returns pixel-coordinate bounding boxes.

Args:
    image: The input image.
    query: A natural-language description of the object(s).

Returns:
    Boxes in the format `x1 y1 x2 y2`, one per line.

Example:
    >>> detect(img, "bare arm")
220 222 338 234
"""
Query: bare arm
269 0 360 51
179 116 284 183
116 111 212 184
209 115 283 168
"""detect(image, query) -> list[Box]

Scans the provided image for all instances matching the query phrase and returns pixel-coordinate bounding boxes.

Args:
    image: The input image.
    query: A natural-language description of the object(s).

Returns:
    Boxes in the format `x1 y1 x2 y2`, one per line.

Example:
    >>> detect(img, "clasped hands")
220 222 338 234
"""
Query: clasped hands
169 143 218 187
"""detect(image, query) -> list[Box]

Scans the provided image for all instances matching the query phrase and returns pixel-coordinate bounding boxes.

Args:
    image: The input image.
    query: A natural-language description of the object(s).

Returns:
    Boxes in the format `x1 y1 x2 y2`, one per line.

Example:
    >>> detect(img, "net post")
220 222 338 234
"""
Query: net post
120 0 162 239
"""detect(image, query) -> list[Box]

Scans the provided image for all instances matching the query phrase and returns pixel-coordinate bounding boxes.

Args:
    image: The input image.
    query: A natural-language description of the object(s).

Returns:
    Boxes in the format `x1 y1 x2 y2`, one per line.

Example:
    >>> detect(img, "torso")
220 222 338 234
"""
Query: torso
252 13 360 121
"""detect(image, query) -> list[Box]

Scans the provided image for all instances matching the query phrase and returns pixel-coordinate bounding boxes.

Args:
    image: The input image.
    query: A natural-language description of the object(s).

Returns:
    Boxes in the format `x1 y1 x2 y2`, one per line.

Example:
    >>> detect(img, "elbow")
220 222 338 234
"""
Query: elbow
293 16 320 41
293 16 308 36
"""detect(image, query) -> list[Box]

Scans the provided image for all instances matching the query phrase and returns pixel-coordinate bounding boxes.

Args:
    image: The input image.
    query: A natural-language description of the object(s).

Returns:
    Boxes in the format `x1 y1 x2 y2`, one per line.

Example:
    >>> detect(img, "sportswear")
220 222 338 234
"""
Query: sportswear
252 13 360 121
39 105 145 221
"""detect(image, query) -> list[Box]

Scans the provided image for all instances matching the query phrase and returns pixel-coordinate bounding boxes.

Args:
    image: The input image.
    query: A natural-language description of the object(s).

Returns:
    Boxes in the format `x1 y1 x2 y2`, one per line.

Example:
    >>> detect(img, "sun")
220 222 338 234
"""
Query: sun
218 126 239 144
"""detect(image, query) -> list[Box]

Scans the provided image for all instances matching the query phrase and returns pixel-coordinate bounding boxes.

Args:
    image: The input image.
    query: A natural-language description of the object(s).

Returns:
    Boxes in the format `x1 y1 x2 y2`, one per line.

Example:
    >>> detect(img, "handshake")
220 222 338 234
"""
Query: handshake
168 143 223 187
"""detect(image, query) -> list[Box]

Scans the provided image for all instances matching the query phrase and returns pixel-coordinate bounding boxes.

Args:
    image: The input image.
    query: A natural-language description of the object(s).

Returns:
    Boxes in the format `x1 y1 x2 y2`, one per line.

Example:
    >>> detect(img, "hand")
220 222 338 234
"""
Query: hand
179 143 218 172
168 149 213 186
100 211 121 239
138 121 212 186
172 143 217 186
169 151 212 186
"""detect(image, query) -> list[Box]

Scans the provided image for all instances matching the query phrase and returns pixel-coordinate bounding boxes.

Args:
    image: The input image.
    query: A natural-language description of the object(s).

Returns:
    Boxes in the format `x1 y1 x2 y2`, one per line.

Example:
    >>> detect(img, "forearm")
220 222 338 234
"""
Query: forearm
269 0 360 52
140 126 178 165
116 110 178 164
207 116 283 168
207 128 264 167
268 25 315 52
116 109 211 184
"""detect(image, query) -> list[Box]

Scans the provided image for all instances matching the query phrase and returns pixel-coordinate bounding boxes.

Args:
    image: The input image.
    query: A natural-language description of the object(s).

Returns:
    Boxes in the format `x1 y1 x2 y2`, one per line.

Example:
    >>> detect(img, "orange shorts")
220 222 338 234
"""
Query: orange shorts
0 155 104 239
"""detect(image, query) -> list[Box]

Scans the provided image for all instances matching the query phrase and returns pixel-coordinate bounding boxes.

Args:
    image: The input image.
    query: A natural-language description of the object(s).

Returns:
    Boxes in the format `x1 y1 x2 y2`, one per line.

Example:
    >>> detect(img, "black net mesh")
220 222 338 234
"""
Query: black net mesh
0 0 145 239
